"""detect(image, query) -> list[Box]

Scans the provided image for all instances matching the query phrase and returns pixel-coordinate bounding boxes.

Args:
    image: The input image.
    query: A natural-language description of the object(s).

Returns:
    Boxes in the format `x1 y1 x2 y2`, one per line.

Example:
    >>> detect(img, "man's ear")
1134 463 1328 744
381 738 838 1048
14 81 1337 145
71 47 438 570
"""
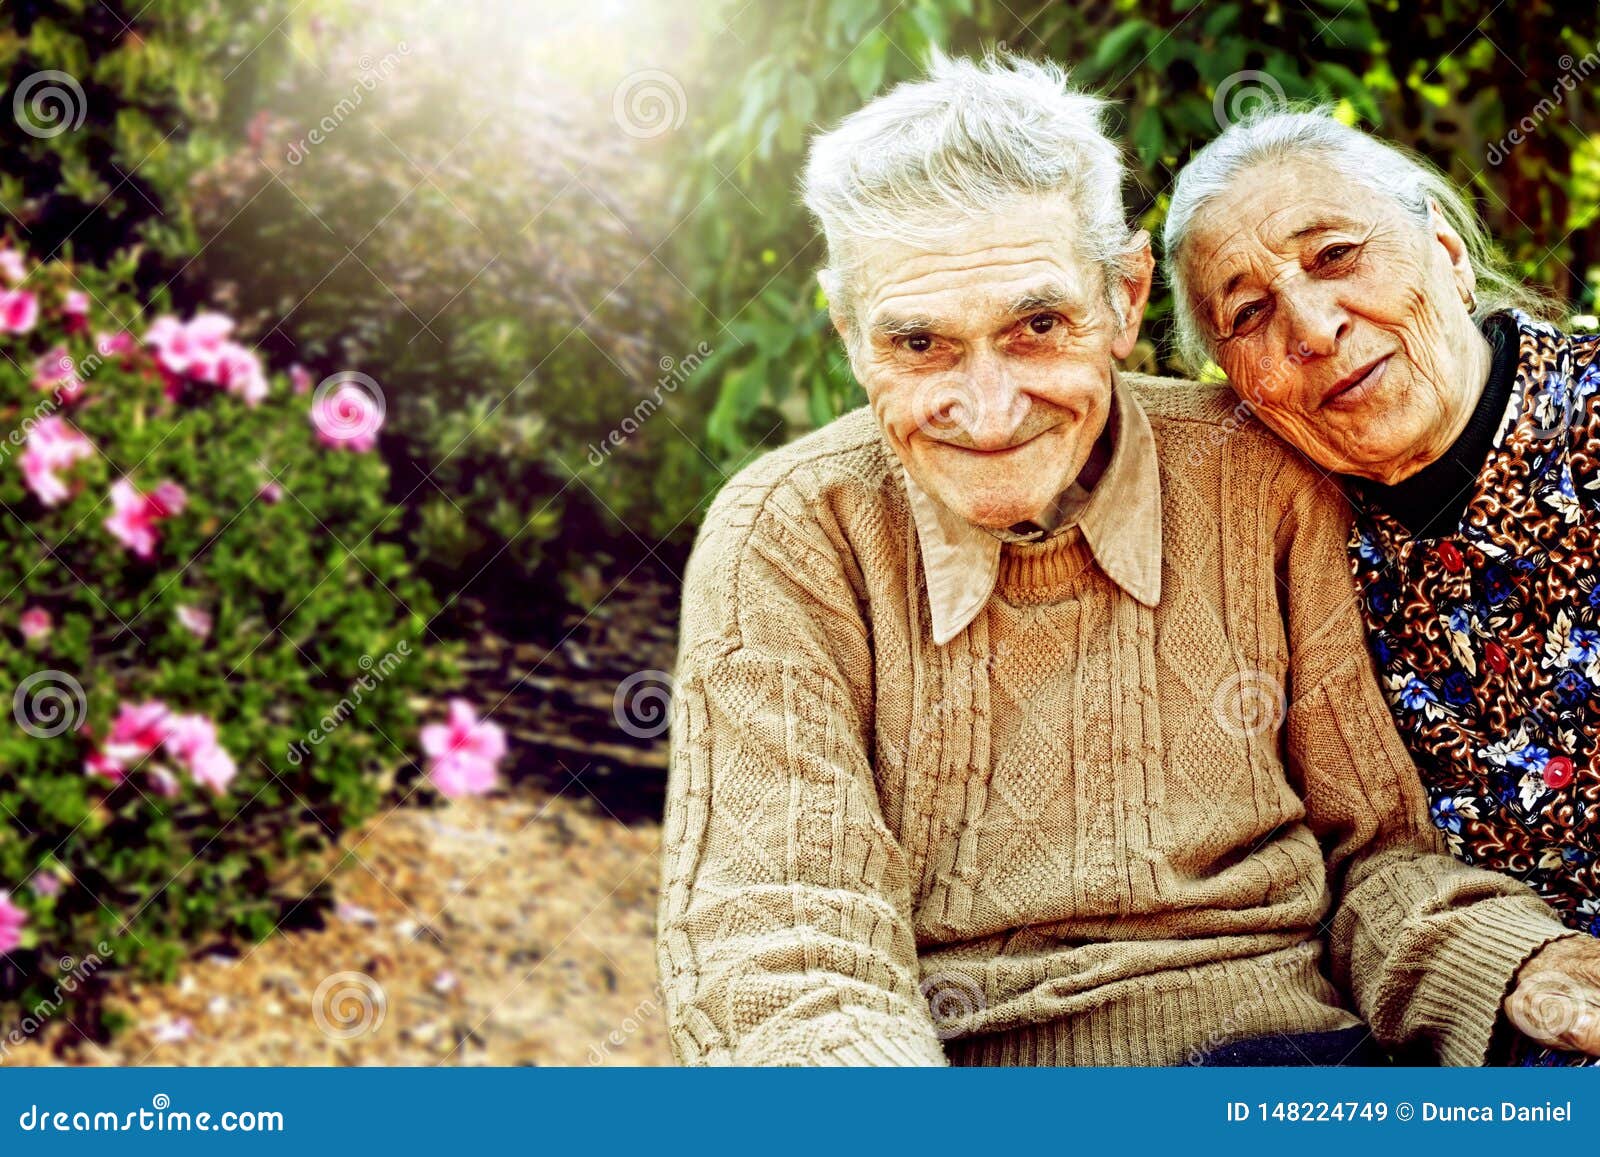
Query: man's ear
820 270 853 348
1427 198 1477 303
1110 232 1154 361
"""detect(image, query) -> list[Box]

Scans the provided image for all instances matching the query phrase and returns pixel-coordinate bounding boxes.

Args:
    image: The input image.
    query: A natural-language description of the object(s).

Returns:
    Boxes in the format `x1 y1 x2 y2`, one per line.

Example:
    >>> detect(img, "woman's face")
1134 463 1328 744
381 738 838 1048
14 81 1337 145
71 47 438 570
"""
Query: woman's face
1178 155 1491 485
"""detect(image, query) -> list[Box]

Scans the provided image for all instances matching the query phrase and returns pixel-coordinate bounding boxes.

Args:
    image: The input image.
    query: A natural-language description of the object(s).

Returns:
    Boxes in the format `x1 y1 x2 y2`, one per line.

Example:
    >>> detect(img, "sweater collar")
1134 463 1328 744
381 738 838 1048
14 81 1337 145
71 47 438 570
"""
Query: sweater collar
902 371 1163 645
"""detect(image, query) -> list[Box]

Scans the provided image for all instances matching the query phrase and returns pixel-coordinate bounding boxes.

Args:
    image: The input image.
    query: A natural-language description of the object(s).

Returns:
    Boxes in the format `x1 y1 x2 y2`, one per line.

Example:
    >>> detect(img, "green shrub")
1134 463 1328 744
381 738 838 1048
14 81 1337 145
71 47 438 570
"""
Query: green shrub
180 19 706 596
0 0 291 274
0 241 449 1029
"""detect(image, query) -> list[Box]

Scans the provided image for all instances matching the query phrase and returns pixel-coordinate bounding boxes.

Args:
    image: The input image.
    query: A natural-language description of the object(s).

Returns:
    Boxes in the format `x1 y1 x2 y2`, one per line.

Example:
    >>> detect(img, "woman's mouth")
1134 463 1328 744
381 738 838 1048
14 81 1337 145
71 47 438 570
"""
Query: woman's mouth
1321 355 1391 411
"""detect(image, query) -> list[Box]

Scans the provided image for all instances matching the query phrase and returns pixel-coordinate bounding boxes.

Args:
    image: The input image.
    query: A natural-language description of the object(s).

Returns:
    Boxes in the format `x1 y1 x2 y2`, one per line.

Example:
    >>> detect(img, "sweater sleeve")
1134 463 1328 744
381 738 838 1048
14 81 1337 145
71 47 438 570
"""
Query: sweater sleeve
656 473 948 1067
1275 467 1579 1066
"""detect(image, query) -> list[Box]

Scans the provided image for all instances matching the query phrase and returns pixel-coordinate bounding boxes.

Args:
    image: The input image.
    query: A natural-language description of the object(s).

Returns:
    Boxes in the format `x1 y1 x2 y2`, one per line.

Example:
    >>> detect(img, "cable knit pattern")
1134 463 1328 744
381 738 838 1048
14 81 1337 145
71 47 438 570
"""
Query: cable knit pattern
657 374 1575 1067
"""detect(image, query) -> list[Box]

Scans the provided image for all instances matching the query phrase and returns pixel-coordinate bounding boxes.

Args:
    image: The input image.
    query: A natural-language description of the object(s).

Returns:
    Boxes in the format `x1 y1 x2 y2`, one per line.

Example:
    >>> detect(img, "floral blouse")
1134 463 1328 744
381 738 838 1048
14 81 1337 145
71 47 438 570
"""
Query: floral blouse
1350 311 1600 1065
1351 311 1600 937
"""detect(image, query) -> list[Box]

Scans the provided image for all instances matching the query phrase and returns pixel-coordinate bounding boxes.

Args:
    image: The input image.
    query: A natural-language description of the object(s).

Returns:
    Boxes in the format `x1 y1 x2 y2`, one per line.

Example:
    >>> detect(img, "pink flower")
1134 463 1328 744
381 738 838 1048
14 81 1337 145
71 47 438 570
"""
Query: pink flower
145 313 234 378
104 478 187 559
257 480 283 503
19 607 51 641
175 604 212 638
421 699 505 798
84 749 125 783
29 872 61 898
311 383 383 451
0 289 39 334
164 713 236 794
33 346 82 404
0 248 26 285
103 699 172 766
87 700 236 796
289 364 313 395
0 893 26 953
62 290 89 333
95 331 135 359
211 342 269 406
147 765 181 798
20 417 94 506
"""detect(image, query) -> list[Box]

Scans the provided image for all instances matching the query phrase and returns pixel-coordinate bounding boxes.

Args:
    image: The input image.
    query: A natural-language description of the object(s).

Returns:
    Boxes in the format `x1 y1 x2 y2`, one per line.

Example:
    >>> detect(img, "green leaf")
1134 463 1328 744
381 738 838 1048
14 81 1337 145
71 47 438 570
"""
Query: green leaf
1092 19 1152 73
847 29 891 99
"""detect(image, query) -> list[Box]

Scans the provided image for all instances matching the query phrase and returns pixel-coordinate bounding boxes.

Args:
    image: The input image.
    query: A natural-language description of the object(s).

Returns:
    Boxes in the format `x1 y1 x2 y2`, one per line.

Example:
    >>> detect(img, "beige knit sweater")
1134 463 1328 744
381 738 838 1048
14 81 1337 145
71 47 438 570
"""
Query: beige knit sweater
657 375 1575 1067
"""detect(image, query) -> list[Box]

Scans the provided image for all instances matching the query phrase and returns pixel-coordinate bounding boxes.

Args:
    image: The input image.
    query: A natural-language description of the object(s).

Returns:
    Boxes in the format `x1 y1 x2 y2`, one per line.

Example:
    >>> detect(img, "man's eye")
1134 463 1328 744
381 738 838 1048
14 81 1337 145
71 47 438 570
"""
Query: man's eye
1317 243 1356 267
1232 302 1263 331
1027 314 1056 335
905 334 933 353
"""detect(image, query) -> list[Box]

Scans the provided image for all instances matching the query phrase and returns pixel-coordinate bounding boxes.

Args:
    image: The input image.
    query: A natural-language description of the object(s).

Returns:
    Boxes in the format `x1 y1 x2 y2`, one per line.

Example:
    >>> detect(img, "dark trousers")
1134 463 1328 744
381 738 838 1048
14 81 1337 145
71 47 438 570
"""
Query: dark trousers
1190 1025 1390 1066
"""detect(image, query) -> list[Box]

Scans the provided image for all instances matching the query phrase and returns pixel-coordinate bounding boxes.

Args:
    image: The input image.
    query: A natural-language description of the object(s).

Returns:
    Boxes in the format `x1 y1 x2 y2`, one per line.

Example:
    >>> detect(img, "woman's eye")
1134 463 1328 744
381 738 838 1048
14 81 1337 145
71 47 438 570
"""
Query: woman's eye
1318 243 1356 266
1027 313 1056 335
905 334 932 353
1232 302 1263 331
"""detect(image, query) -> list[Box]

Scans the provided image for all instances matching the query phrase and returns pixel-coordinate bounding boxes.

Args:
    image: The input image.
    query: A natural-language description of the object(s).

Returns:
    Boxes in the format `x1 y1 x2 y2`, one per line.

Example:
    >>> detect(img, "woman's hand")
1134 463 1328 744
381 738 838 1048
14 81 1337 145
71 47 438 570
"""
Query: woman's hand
1505 935 1600 1055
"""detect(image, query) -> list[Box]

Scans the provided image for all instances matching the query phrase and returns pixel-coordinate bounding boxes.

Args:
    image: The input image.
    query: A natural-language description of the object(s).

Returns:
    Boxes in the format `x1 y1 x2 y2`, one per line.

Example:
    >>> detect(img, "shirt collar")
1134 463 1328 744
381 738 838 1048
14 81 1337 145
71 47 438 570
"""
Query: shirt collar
901 372 1163 645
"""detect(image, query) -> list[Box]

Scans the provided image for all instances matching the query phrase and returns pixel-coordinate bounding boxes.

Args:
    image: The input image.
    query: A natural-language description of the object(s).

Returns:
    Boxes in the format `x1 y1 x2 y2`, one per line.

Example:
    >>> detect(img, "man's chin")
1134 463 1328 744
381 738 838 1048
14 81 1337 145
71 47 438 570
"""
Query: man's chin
933 490 1050 530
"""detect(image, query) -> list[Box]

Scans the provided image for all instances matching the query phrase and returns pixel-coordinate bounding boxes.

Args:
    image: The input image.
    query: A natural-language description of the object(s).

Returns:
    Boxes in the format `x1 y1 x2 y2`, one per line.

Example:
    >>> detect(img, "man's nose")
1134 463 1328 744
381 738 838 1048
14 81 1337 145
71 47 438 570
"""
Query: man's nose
954 349 1029 450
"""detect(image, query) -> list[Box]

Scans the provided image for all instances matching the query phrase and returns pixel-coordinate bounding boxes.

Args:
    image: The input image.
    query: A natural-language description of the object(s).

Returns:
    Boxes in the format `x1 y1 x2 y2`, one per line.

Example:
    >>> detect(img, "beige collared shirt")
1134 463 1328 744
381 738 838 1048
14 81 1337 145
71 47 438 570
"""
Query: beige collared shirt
901 372 1163 645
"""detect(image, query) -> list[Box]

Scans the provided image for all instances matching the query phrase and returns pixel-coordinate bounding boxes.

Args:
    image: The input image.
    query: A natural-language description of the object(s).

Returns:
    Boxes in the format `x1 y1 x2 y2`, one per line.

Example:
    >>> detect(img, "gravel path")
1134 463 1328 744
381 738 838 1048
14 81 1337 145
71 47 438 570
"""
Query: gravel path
9 788 671 1066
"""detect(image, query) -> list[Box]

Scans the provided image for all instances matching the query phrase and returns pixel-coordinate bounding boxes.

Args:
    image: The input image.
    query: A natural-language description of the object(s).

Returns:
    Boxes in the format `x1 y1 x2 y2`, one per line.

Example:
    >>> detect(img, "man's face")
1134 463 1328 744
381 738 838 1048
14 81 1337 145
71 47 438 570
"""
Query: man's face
837 195 1150 529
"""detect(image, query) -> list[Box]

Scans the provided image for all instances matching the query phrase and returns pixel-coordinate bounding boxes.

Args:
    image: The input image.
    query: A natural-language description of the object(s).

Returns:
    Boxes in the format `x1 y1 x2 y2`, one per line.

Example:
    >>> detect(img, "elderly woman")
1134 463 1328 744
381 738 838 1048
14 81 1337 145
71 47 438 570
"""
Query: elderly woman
1162 110 1600 1065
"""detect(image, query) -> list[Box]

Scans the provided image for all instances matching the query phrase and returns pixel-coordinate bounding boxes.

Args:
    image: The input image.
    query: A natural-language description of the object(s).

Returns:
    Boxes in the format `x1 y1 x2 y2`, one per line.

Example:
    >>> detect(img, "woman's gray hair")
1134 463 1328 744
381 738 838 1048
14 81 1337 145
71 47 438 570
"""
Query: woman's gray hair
801 50 1146 326
1161 106 1558 372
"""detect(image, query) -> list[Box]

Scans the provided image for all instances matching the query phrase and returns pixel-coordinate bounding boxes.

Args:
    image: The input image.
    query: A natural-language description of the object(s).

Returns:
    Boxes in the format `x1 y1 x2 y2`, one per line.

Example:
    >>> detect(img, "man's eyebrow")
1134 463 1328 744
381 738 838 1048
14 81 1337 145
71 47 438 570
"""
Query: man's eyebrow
870 314 942 338
1005 284 1075 315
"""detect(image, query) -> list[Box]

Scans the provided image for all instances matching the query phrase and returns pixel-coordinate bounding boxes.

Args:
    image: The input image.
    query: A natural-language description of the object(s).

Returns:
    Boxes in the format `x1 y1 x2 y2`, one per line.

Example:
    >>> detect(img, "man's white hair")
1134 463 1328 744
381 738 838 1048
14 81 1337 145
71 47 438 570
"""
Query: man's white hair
1161 107 1556 372
800 50 1145 324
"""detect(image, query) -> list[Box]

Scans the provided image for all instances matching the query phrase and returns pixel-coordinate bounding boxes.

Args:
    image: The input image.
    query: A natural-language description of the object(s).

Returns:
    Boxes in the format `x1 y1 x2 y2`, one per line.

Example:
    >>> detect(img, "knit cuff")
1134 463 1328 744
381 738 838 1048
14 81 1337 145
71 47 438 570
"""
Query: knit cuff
734 1010 951 1067
822 1033 950 1067
1411 896 1580 1067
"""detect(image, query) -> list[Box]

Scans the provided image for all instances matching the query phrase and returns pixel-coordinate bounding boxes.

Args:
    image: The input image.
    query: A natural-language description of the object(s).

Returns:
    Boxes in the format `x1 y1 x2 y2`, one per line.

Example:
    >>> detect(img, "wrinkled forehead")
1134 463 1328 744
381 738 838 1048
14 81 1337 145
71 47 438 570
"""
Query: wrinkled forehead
1182 157 1408 287
852 194 1102 334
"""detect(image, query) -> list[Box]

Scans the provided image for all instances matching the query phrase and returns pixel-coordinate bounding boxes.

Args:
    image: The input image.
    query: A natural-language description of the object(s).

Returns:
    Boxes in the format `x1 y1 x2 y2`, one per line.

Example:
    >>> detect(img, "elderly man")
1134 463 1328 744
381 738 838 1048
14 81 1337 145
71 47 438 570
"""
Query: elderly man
656 52 1600 1067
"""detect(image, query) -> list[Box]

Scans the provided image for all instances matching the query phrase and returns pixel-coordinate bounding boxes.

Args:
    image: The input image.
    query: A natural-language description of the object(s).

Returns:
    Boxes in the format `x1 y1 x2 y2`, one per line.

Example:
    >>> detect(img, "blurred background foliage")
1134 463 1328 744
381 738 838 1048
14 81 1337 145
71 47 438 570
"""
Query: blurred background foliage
1 0 1595 616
